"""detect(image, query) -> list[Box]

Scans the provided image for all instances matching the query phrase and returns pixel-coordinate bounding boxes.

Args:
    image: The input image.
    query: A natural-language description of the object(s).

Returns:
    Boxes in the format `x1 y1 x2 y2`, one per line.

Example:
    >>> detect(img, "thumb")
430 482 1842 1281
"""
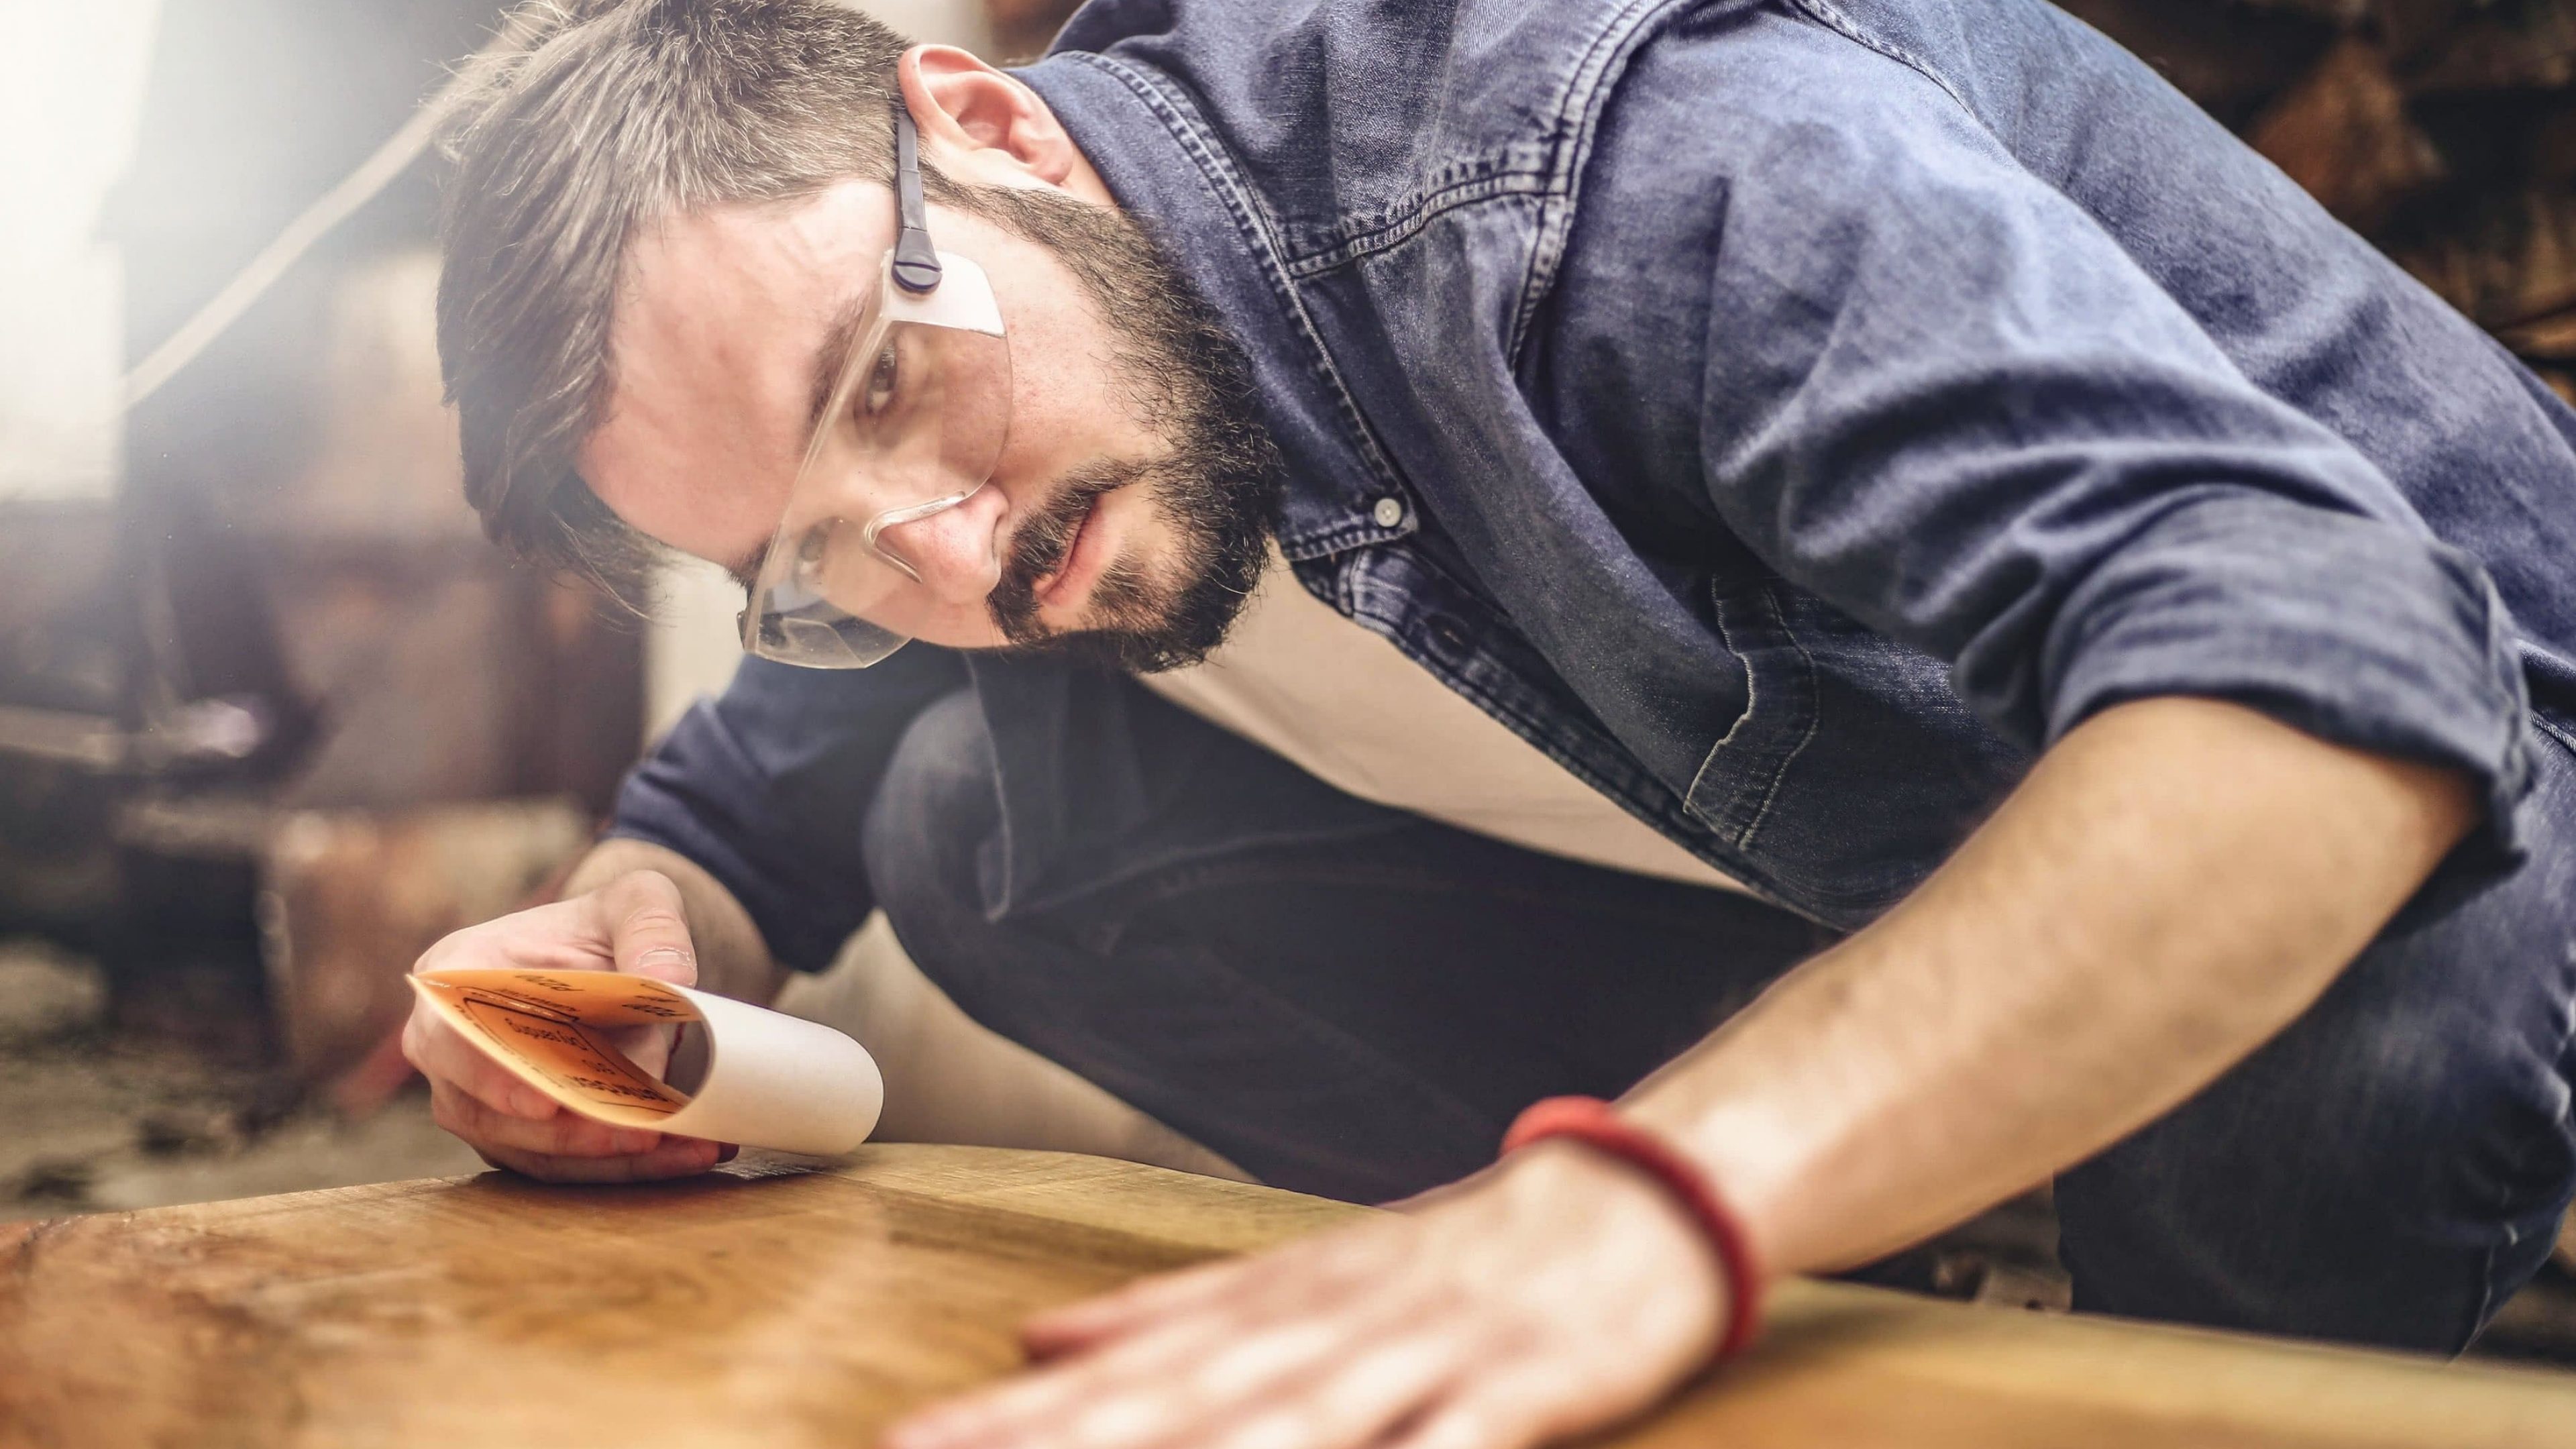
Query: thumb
588 869 698 987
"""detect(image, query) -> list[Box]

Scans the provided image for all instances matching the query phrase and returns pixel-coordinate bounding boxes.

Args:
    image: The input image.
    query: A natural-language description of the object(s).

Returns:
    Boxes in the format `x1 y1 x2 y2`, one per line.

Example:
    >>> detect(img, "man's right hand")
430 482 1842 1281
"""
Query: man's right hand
401 868 735 1182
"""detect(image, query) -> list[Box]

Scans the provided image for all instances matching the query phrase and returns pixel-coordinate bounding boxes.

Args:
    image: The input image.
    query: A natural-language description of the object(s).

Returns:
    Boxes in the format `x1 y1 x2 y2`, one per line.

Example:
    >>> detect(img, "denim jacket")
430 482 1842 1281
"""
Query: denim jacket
615 0 2576 968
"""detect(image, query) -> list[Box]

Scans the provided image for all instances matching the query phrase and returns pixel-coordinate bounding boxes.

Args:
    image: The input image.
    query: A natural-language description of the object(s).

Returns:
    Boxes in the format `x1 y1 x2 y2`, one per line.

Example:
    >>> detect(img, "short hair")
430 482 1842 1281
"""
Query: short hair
435 0 918 608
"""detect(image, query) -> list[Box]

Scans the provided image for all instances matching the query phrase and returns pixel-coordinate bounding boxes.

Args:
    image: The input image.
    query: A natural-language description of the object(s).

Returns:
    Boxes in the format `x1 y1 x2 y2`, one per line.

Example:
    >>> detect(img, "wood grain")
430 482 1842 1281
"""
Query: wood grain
0 1145 2569 1448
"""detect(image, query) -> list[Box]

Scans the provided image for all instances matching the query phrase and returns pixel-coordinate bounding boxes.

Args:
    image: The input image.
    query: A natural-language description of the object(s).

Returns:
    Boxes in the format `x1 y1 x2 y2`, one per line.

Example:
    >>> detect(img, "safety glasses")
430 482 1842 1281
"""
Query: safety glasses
739 99 1012 668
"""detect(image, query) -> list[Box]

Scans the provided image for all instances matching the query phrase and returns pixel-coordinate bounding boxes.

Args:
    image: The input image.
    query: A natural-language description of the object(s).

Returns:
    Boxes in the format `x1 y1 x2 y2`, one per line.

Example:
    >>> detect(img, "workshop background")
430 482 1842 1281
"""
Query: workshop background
1 0 2571 1358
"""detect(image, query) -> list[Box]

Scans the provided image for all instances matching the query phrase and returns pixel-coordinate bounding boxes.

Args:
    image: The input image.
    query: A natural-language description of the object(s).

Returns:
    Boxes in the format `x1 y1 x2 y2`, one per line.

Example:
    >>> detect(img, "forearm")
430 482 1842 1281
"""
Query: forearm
1624 696 2477 1276
562 839 788 1008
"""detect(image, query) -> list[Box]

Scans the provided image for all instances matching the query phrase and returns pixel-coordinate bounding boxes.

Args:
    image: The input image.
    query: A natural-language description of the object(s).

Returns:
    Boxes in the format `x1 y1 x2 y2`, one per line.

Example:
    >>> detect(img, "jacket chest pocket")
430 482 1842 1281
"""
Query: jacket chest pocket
1683 579 1820 851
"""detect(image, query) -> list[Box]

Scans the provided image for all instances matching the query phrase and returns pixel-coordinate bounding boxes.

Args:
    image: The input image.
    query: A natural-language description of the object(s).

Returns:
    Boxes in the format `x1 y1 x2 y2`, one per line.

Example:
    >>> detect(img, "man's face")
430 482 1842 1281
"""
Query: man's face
581 176 1277 671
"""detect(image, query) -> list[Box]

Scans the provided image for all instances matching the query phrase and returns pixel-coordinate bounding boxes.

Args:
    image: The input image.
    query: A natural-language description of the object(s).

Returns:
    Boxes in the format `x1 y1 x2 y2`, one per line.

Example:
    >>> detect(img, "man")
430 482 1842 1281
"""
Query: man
409 1 2576 1445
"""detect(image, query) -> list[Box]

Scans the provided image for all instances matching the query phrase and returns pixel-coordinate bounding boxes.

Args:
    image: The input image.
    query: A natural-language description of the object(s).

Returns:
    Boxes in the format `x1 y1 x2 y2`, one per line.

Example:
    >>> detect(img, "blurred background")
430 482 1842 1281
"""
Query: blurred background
0 0 2571 1356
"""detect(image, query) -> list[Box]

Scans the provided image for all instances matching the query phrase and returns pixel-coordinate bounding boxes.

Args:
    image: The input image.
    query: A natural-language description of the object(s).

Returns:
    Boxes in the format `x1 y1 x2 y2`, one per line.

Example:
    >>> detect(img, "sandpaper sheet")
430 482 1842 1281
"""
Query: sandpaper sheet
410 967 882 1155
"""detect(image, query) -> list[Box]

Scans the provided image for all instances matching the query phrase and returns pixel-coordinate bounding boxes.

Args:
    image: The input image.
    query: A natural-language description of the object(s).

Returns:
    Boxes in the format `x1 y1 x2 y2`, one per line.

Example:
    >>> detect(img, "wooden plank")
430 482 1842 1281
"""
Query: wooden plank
0 1145 2569 1449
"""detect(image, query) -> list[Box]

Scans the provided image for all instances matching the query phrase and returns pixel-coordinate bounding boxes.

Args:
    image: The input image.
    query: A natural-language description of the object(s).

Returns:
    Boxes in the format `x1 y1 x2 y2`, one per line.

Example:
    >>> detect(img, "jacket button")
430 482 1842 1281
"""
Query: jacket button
1371 496 1405 529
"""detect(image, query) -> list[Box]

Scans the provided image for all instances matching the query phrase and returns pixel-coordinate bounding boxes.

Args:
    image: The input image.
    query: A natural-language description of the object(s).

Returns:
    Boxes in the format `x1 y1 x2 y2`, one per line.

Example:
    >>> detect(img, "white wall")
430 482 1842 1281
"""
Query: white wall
0 1 162 502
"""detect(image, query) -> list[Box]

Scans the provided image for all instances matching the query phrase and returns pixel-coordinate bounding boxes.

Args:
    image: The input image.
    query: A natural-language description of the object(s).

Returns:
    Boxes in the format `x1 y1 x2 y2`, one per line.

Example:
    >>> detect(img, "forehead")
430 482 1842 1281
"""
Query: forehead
579 178 894 559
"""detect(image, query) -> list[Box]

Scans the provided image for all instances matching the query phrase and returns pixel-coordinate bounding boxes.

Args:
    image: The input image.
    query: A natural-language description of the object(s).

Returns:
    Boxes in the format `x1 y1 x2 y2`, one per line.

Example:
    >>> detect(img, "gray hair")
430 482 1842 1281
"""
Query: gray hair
435 0 924 608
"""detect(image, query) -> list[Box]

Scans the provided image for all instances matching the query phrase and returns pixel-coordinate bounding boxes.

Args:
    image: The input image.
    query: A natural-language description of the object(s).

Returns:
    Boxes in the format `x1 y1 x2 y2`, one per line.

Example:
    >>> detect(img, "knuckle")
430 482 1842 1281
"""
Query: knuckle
623 907 690 941
463 1069 526 1116
602 868 680 914
627 867 682 904
612 872 691 933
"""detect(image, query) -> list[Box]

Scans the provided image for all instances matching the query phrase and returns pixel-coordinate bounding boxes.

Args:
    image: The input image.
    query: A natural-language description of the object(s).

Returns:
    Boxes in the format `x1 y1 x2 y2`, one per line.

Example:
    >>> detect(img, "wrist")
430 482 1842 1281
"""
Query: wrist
1493 1141 1731 1362
1501 1096 1766 1360
1621 1087 1810 1274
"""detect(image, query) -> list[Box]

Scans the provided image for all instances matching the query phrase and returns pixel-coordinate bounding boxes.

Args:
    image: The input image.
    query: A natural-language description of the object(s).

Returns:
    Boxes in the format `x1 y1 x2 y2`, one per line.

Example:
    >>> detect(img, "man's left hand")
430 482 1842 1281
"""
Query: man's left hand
883 1144 1729 1449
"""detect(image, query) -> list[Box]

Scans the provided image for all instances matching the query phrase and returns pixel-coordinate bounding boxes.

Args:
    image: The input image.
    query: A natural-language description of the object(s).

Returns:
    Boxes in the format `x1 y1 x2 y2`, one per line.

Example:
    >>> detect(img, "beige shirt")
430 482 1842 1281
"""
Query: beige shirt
1136 547 1747 893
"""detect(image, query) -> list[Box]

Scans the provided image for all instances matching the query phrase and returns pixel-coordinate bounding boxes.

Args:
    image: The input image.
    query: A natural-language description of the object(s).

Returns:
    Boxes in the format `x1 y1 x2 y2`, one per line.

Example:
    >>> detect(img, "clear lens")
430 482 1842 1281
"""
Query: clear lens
741 251 1010 668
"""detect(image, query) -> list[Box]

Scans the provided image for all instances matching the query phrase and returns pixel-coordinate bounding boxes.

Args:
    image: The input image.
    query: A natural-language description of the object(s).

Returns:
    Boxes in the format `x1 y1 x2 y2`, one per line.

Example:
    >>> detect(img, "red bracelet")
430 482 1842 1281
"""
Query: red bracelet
1501 1095 1765 1361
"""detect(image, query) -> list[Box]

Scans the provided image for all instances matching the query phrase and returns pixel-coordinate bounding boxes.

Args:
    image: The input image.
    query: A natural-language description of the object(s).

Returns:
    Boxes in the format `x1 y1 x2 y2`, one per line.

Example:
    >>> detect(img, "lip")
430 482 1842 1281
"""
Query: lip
1035 492 1111 610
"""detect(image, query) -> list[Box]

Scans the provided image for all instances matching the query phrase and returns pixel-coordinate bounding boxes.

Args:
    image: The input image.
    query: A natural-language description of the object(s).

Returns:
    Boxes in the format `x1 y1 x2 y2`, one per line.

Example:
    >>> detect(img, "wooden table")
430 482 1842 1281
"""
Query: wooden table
3 1145 2572 1448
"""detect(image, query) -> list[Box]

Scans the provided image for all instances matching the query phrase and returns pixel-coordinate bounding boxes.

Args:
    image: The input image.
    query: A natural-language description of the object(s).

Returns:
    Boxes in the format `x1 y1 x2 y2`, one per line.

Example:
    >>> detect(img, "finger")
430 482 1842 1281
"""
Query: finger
1376 1393 1529 1449
1024 1221 1405 1360
1378 1398 1511 1449
413 896 619 975
1021 1253 1262 1359
585 869 698 985
402 1006 560 1120
895 1299 1295 1449
431 1079 663 1158
901 1257 1433 1449
473 1134 729 1184
1378 1362 1627 1449
1191 1329 1468 1449
601 1020 682 1081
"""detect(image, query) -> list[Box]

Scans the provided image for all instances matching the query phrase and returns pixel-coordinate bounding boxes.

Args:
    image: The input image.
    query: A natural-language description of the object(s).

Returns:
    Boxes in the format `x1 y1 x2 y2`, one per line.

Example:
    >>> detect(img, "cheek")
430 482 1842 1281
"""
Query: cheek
993 315 1146 479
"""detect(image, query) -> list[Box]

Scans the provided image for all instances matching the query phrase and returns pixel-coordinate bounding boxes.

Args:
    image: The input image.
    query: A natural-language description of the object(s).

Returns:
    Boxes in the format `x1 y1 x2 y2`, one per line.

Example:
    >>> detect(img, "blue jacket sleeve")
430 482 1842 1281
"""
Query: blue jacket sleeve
1695 94 2532 851
607 645 968 972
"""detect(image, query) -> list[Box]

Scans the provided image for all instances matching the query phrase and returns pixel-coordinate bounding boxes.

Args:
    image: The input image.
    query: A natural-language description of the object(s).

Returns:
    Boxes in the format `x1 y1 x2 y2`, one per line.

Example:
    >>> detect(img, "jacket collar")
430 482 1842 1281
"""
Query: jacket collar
1017 52 1417 562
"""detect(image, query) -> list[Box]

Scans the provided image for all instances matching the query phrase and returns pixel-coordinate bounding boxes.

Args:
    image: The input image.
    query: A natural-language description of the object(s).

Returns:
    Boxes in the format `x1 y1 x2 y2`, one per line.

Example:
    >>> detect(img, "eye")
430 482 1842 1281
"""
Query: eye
859 341 899 416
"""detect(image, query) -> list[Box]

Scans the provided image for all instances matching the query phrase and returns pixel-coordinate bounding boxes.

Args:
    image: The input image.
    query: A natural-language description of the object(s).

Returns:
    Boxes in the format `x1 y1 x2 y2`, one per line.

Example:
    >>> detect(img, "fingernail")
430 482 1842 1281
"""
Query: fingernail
635 947 692 978
716 1143 739 1163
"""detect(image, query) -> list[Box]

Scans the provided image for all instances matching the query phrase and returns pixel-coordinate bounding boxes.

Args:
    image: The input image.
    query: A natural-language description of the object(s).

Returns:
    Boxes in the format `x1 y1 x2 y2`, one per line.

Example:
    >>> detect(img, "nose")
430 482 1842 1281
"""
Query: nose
870 483 1006 604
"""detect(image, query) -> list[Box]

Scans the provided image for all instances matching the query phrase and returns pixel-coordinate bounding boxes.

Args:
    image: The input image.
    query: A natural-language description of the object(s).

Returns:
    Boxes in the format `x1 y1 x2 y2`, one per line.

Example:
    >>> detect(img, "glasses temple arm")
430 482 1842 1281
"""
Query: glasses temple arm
892 101 943 294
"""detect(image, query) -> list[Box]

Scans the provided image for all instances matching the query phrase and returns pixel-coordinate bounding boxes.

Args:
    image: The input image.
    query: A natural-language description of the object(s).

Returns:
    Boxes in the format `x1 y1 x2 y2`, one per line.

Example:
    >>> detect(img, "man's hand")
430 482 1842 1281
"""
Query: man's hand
883 1144 1727 1449
401 868 735 1182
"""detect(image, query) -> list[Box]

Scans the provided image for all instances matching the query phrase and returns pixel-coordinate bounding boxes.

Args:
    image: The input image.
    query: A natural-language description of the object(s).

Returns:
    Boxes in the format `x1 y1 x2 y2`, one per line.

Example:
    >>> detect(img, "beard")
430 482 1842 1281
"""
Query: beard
957 183 1281 674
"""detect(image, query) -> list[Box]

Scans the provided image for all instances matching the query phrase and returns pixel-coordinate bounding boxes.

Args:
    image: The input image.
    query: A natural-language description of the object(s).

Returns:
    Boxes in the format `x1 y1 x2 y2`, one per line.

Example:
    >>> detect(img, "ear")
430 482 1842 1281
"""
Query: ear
900 46 1091 193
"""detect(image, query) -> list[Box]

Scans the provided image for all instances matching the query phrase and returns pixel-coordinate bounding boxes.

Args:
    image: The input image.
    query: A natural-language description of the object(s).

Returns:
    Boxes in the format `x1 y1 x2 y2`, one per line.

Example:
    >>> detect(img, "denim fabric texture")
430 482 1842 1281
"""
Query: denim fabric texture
602 0 2576 1350
621 0 2576 949
856 679 2576 1352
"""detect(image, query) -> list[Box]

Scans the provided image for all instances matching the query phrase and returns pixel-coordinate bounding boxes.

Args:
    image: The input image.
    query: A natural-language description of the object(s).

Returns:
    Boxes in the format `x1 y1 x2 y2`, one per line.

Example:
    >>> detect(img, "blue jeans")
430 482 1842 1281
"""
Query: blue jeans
863 682 2576 1354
